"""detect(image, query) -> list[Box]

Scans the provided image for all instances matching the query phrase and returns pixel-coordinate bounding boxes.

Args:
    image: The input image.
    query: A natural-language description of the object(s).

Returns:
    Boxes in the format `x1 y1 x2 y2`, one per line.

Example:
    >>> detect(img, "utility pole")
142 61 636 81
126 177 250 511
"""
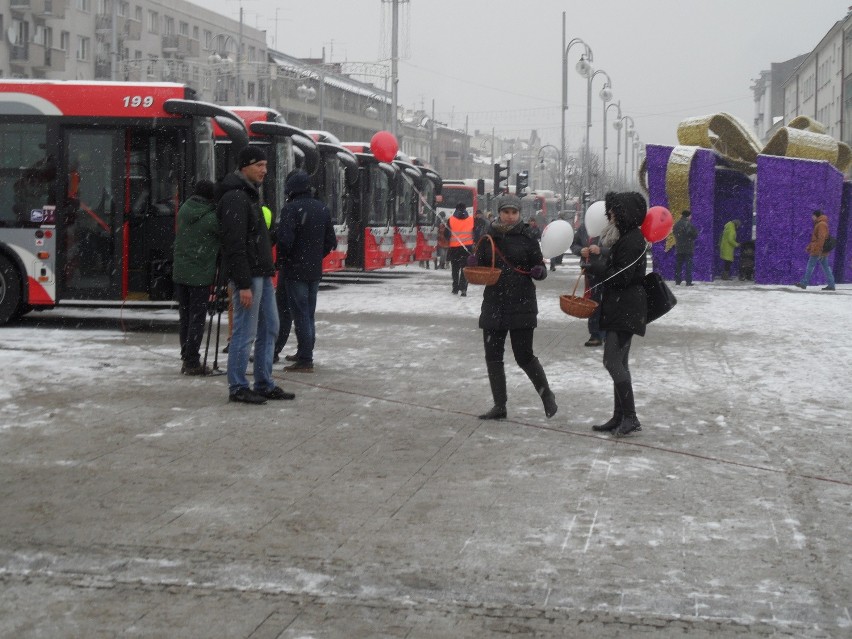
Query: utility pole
390 0 399 139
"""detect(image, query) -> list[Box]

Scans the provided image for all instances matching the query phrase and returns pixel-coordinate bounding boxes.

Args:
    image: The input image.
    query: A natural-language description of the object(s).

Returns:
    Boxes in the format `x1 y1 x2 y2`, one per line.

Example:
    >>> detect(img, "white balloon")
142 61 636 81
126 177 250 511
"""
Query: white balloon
584 200 608 237
539 219 574 259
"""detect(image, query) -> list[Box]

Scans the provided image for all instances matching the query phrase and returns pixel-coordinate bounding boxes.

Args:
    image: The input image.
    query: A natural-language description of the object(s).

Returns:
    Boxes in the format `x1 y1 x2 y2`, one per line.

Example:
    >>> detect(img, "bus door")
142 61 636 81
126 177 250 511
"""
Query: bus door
125 129 185 300
60 129 124 301
317 145 356 273
414 170 441 263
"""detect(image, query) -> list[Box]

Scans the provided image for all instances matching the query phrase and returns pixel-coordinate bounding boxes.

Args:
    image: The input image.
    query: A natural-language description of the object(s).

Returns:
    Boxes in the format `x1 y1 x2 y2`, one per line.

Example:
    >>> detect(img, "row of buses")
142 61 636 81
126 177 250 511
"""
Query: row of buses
0 80 443 325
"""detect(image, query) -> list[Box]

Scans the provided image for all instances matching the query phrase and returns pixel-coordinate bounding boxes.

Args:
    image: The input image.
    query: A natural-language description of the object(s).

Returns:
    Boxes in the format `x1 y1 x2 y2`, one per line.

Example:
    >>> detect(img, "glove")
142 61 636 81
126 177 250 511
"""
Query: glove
466 254 479 267
530 265 546 280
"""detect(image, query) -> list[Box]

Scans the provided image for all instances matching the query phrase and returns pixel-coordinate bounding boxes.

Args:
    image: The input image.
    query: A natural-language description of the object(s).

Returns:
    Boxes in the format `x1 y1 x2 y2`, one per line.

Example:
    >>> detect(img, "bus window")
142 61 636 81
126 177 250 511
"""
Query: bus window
368 165 390 226
0 123 54 228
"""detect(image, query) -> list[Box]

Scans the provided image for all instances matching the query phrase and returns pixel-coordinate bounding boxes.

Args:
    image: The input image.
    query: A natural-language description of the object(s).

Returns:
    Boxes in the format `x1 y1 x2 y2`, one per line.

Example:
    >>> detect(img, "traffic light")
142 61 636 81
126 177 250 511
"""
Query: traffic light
493 161 510 195
516 170 529 195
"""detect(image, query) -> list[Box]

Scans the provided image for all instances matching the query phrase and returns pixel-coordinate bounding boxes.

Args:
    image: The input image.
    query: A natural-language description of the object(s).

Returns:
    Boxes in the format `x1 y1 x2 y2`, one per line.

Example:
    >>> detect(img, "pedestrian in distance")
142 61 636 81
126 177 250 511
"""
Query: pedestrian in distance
796 210 836 291
585 192 648 437
469 195 557 421
672 209 699 286
446 202 475 296
172 179 219 375
719 218 741 280
473 208 489 244
434 214 449 270
276 169 337 373
218 145 294 404
571 203 612 348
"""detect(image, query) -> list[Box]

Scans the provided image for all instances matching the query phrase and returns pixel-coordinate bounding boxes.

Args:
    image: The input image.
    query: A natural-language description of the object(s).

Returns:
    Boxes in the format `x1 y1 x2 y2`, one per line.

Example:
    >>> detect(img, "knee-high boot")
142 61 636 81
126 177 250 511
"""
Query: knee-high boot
592 387 622 432
479 361 507 420
520 357 558 418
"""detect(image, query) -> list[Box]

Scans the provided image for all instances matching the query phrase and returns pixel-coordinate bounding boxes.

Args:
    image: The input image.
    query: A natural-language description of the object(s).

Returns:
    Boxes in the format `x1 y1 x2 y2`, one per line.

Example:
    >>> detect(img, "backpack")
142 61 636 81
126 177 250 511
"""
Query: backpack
822 235 837 253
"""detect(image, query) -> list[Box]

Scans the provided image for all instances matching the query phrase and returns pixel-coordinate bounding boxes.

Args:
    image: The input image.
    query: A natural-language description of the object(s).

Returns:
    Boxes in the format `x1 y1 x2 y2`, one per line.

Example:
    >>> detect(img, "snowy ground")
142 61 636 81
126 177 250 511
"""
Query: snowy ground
0 258 850 638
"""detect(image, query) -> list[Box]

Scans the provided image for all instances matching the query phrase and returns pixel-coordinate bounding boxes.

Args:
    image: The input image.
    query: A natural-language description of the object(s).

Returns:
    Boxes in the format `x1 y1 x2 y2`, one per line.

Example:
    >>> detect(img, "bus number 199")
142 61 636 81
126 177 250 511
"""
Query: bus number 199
123 96 155 108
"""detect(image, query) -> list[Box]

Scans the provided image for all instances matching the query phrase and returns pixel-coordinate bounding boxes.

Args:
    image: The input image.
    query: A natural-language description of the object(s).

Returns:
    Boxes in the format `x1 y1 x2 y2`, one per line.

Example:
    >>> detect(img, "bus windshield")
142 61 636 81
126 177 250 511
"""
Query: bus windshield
439 187 474 210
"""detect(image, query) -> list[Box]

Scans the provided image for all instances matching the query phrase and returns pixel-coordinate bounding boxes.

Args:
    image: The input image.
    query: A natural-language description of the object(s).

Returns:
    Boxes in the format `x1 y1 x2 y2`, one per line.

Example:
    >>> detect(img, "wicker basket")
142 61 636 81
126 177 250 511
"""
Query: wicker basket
560 274 599 318
464 235 501 286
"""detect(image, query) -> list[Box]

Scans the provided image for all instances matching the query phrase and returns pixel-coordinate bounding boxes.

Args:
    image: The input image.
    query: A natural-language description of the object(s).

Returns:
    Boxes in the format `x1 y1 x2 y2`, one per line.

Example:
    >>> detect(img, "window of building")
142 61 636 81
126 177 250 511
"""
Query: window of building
118 1 128 17
148 11 158 34
75 0 91 12
135 5 142 21
97 0 107 15
204 30 212 50
163 16 174 36
247 81 255 101
192 25 199 40
248 46 255 63
76 36 90 61
60 31 70 52
179 21 188 36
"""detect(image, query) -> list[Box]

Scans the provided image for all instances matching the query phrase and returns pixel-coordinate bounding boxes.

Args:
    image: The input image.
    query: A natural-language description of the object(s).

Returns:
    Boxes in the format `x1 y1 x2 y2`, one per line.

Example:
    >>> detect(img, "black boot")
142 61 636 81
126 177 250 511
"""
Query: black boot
612 381 640 436
592 388 622 432
479 361 507 420
521 357 558 418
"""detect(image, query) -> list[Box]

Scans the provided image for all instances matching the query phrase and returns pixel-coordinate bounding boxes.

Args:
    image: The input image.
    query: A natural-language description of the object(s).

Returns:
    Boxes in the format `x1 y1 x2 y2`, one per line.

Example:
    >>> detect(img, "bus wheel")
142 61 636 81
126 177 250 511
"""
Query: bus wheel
0 253 22 325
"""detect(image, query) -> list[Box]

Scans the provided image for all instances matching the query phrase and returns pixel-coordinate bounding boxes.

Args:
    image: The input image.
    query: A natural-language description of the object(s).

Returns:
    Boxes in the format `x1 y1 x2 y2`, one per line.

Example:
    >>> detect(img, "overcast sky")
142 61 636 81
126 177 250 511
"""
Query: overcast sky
206 0 850 153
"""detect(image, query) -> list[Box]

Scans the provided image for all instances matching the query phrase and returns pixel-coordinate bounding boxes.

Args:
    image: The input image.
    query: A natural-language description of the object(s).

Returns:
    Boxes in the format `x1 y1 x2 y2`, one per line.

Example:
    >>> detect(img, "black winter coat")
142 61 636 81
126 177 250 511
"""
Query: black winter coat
474 222 546 330
217 171 275 289
591 226 647 336
277 189 337 282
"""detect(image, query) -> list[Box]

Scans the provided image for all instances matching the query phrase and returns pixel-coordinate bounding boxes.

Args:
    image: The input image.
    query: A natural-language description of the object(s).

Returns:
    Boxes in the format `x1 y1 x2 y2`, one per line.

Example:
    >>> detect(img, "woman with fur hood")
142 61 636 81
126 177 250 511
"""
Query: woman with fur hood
586 192 648 437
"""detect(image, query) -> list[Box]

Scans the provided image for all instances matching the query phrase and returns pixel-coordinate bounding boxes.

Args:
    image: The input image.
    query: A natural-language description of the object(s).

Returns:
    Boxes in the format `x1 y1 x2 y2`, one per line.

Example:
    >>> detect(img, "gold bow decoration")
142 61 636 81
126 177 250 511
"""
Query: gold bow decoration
639 112 851 250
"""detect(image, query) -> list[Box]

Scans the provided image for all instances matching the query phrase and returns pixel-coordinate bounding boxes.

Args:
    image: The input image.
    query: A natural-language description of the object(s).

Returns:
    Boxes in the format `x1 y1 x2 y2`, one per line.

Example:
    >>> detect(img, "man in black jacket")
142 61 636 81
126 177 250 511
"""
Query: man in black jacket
218 146 294 404
277 170 336 372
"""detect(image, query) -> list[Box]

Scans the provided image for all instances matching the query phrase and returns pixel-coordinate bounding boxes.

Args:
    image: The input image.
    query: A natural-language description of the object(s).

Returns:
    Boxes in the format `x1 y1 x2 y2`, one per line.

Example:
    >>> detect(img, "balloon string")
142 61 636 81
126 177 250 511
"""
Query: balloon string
585 241 650 293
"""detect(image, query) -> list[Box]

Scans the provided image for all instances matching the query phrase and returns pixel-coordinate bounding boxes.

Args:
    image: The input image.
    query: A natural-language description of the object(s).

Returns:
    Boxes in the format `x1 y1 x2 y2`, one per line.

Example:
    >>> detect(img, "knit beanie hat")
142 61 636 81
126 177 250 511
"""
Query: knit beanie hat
238 145 267 169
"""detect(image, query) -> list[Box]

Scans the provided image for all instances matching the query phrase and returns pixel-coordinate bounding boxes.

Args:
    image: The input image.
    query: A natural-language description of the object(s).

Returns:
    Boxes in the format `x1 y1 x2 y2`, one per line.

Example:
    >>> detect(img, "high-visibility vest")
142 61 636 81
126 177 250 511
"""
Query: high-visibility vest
448 215 474 247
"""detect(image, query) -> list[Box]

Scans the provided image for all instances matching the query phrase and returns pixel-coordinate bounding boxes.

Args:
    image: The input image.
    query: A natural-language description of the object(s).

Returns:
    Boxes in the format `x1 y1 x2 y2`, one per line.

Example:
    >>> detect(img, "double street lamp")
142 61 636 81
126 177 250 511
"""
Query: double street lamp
604 100 622 188
560 11 592 215
580 66 613 200
536 144 561 193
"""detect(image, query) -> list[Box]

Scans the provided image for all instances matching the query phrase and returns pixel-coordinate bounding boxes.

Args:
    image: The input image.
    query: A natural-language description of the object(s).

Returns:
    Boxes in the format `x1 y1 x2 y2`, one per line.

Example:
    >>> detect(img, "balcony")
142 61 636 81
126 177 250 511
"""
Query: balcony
10 43 29 62
30 42 66 72
162 34 199 58
10 0 65 18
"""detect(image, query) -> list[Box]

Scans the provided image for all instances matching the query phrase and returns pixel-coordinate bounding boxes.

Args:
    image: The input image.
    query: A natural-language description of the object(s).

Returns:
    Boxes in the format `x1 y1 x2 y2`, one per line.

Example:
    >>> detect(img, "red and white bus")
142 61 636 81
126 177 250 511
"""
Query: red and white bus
410 158 442 265
437 179 495 222
519 190 562 226
341 142 397 271
0 80 248 325
303 131 359 273
212 107 320 218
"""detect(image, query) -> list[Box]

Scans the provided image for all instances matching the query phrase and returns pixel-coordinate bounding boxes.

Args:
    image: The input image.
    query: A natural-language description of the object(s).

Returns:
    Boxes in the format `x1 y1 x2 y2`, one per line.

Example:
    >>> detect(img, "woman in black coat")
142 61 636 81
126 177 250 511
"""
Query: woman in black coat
471 195 557 420
587 192 648 437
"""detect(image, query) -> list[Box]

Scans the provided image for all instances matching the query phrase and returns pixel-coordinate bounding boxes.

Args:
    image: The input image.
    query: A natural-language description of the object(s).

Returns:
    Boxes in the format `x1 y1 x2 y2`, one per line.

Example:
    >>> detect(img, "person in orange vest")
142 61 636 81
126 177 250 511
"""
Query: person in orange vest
445 202 475 296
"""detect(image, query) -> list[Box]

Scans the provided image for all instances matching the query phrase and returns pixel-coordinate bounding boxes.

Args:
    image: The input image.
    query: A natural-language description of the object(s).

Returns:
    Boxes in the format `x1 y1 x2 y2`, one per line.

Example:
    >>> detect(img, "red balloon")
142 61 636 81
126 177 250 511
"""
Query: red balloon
370 131 399 163
641 206 674 243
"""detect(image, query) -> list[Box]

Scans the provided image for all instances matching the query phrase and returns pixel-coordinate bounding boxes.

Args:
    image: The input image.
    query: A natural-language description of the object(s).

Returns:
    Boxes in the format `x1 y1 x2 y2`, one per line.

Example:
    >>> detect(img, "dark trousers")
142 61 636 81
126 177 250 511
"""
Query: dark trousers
587 281 604 340
174 283 210 367
675 253 694 285
285 279 320 363
274 273 292 356
721 260 733 280
447 246 471 293
483 328 535 368
603 330 636 417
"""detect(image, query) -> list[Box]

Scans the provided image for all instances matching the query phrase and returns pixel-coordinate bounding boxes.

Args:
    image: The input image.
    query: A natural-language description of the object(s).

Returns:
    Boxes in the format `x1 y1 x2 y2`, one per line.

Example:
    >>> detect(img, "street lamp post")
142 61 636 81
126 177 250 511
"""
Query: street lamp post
621 115 635 188
612 114 623 185
603 100 621 193
208 33 239 103
536 144 561 194
561 11 592 214
588 69 612 198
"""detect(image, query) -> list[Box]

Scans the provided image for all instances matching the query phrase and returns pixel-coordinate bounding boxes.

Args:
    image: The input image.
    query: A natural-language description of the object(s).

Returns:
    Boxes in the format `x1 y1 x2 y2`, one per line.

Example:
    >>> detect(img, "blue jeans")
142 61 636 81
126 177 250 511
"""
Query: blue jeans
285 279 320 363
227 276 279 393
800 255 835 288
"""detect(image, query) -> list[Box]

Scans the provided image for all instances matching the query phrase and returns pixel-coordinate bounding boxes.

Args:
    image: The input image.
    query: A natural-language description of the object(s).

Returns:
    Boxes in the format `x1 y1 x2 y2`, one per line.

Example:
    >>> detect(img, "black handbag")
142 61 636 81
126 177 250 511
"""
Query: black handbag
643 272 677 323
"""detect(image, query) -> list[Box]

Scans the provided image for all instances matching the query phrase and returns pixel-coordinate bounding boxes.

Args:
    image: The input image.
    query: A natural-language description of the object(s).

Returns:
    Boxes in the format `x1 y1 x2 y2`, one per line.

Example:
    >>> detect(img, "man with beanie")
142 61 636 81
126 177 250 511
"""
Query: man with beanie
672 209 698 286
445 202 474 296
277 169 337 372
218 145 294 404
